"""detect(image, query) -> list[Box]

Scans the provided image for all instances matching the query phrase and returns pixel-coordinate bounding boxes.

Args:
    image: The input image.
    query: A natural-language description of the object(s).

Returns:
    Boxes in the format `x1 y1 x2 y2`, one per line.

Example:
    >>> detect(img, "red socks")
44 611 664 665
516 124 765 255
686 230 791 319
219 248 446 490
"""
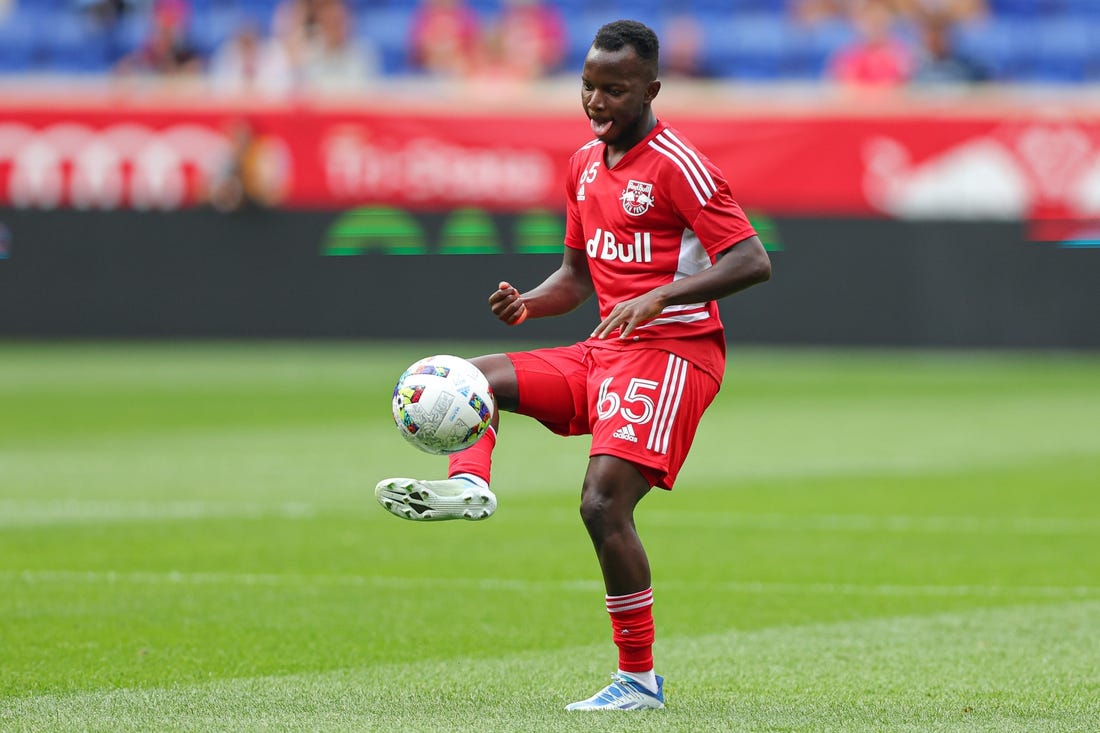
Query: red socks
447 425 495 485
606 587 655 672
451 430 656 675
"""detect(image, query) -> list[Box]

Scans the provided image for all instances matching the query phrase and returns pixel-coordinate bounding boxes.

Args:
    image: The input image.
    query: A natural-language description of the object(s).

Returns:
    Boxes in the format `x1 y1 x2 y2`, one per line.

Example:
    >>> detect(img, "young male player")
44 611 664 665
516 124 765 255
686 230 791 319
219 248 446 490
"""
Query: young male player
376 19 771 711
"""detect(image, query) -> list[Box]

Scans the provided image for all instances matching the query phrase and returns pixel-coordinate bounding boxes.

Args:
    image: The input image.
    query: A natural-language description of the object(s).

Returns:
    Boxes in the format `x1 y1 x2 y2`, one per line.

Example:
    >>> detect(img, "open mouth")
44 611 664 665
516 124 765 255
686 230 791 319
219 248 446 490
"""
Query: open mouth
590 117 613 136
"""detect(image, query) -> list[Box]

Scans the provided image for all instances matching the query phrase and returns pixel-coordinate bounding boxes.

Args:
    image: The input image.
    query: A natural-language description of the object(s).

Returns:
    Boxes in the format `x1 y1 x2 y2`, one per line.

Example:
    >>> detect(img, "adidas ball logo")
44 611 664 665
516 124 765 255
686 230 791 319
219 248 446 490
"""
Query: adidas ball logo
612 424 638 443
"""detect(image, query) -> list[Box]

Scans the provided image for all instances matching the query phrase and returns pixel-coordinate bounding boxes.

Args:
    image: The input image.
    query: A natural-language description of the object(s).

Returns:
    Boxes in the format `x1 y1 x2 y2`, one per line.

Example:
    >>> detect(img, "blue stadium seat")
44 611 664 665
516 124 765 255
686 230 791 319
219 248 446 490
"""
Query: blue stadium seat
189 5 250 57
784 17 857 80
29 0 71 10
686 0 785 13
562 6 631 71
0 11 39 72
108 10 152 61
39 12 112 73
952 18 1025 81
1061 0 1100 16
1019 17 1094 83
987 0 1057 16
554 0 614 13
702 14 792 80
235 0 279 15
466 0 502 19
357 6 415 75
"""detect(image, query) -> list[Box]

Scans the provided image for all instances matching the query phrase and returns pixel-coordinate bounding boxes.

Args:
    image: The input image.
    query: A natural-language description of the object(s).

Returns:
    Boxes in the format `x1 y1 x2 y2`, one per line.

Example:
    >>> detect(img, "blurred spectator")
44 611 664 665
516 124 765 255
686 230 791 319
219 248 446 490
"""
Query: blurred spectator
826 0 913 87
792 0 985 25
408 0 482 78
207 119 289 213
893 0 987 24
115 0 201 76
659 15 716 79
790 0 849 25
300 0 379 91
208 119 258 213
270 0 323 75
208 20 295 98
78 0 132 28
480 0 565 80
909 11 988 84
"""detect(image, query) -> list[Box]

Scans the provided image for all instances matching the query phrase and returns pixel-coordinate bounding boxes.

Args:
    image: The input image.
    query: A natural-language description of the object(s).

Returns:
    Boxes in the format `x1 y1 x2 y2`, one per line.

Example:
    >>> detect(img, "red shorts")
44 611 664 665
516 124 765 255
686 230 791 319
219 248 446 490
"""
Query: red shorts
507 342 720 490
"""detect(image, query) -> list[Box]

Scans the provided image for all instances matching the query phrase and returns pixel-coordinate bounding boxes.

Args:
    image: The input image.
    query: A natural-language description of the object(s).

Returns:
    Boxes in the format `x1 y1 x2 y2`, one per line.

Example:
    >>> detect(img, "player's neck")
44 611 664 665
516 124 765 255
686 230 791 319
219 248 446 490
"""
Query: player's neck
605 114 658 168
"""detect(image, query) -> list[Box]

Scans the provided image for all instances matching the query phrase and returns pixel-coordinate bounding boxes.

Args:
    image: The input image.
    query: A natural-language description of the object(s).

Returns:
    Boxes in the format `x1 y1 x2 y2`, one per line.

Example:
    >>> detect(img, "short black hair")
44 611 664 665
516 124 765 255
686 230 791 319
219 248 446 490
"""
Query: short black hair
592 19 659 76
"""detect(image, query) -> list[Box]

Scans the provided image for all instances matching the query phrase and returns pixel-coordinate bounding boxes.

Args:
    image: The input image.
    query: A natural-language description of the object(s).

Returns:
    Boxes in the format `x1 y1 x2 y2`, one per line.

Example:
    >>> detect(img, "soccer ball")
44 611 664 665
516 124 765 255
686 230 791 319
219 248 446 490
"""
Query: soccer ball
391 354 495 455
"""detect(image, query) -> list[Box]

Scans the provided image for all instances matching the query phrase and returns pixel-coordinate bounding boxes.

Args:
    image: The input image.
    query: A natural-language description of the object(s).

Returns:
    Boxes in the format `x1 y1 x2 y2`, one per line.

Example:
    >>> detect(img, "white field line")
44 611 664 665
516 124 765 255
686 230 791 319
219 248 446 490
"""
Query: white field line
639 511 1100 535
4 569 1099 600
1 499 1099 535
0 500 318 526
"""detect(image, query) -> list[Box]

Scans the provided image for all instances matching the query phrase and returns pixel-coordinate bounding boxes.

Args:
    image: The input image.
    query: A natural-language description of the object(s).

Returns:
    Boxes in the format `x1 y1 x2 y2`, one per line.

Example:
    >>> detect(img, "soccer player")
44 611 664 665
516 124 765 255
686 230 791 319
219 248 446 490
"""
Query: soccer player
375 19 771 711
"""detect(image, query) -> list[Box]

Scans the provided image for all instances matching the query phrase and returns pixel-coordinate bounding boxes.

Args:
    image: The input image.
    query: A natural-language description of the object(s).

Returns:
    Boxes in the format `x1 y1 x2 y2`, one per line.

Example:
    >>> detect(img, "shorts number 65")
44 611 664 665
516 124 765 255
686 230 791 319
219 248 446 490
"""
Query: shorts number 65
596 377 659 425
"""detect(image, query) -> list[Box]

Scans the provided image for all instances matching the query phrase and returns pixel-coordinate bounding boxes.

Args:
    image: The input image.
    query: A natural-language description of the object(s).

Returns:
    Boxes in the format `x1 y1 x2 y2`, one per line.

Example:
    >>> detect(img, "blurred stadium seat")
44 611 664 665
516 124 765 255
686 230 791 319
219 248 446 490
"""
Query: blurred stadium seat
40 13 111 72
0 0 1096 84
0 8 40 72
702 14 791 81
951 17 1025 81
356 6 414 75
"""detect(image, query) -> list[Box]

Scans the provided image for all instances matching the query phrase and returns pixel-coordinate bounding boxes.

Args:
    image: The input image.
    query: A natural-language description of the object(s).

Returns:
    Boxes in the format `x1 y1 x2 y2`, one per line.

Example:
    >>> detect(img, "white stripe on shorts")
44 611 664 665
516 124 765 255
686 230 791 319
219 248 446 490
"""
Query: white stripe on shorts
647 354 688 455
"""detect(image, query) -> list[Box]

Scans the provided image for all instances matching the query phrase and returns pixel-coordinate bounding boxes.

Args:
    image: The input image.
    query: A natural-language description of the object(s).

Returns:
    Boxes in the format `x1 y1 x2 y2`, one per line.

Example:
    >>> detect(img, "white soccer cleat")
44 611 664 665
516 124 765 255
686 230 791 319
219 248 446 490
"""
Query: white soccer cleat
565 673 666 711
374 477 497 521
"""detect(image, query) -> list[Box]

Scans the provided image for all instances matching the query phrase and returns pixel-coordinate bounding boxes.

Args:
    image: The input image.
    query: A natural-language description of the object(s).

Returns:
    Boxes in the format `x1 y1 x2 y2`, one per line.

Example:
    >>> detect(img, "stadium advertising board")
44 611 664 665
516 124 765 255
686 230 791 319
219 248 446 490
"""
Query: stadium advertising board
1 101 1099 237
1 207 1096 348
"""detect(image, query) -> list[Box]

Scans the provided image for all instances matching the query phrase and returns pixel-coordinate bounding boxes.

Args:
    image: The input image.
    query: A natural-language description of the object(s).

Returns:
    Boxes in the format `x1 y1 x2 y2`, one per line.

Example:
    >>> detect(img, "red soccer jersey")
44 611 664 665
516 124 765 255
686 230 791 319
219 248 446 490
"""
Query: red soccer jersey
564 120 757 381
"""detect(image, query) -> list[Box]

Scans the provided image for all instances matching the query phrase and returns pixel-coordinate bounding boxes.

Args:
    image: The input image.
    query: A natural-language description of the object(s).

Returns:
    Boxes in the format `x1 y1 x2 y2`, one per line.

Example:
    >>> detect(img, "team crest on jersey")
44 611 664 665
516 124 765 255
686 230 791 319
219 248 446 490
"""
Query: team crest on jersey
620 180 654 216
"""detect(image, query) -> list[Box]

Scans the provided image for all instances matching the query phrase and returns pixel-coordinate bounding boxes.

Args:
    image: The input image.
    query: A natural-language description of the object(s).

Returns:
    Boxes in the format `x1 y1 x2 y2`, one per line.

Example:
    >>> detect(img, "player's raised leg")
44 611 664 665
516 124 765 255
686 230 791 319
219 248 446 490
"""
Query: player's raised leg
375 354 518 522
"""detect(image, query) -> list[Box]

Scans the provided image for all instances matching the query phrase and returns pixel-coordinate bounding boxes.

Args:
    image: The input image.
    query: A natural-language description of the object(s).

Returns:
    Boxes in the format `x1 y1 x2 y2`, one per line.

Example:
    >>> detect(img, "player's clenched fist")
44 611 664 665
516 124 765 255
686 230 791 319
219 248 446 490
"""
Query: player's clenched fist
489 281 528 325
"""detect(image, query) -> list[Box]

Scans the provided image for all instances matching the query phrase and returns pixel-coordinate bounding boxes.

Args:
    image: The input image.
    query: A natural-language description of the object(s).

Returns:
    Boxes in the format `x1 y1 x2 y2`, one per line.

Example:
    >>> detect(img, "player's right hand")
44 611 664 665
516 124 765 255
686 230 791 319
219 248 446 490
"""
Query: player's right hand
489 281 528 325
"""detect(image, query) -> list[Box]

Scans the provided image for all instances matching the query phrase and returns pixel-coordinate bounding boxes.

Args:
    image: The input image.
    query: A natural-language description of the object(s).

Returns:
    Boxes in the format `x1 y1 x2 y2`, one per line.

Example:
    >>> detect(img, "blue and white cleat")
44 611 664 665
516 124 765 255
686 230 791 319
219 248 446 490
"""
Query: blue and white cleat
565 673 665 711
374 477 496 521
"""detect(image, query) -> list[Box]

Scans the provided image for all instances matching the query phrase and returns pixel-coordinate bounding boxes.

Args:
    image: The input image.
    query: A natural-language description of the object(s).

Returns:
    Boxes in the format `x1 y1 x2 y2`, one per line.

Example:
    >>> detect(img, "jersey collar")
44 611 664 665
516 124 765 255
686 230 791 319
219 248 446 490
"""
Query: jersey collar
605 119 667 170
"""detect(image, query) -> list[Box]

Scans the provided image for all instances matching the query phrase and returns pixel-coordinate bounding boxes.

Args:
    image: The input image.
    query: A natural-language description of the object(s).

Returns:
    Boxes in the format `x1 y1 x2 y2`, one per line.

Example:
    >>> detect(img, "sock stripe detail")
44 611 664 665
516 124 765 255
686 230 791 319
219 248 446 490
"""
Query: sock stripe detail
606 588 653 613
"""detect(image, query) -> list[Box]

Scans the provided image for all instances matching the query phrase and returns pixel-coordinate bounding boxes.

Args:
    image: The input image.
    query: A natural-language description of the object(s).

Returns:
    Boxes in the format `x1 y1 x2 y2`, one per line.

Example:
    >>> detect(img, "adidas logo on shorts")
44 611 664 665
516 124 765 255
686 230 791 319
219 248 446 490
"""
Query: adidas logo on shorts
612 424 638 443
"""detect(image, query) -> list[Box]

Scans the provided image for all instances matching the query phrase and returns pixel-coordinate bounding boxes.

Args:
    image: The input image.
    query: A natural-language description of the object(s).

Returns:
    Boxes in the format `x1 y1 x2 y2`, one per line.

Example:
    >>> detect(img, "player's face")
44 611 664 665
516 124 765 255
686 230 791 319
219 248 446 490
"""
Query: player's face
581 45 660 154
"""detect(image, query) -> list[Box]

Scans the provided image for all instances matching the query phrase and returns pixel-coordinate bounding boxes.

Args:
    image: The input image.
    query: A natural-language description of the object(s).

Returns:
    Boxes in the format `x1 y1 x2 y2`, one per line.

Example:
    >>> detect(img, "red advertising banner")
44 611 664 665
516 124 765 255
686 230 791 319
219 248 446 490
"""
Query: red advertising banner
2 95 1100 228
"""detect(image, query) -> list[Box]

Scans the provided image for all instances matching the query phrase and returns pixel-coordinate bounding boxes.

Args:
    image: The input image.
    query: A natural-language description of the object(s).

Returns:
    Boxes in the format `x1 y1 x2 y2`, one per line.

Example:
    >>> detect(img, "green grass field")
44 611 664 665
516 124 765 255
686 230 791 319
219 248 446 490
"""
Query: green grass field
1 341 1098 732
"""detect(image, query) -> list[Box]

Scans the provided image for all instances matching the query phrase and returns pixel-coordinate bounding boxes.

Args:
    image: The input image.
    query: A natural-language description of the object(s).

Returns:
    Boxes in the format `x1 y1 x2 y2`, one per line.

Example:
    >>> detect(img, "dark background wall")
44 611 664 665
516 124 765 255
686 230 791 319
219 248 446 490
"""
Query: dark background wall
0 208 1095 349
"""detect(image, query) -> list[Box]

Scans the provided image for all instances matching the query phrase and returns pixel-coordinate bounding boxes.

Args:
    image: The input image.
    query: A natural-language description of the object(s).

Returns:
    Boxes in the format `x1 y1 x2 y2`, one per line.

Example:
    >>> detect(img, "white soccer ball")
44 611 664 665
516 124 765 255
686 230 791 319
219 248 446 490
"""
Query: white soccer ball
391 354 495 455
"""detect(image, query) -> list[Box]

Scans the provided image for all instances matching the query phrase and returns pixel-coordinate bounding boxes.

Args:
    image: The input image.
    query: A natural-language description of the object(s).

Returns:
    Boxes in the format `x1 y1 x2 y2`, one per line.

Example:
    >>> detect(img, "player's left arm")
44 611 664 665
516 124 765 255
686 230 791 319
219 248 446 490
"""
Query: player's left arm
591 234 771 340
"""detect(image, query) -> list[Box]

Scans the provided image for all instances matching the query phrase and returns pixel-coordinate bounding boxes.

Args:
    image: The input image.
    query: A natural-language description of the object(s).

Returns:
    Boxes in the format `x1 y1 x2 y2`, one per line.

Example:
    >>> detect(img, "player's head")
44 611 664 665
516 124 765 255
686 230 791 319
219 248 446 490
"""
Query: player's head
582 20 661 149
592 20 659 81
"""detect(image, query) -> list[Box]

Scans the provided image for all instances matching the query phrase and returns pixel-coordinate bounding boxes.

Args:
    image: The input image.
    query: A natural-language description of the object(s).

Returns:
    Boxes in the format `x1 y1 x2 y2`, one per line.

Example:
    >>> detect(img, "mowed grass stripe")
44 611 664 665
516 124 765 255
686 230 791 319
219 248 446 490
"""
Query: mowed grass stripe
3 411 1095 481
3 601 1097 733
6 569 1100 601
3 499 1099 535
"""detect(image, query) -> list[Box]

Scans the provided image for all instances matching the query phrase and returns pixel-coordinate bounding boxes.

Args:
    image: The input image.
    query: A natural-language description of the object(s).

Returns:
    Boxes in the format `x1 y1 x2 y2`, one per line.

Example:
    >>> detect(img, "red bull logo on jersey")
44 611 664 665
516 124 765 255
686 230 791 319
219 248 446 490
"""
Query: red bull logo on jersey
586 228 653 263
620 179 654 216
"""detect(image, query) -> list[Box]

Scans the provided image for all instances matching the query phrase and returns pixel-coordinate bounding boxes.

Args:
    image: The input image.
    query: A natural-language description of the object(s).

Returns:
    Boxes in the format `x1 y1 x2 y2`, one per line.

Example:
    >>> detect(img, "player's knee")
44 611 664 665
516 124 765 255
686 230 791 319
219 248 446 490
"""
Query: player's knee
470 354 518 410
578 489 610 536
578 484 633 541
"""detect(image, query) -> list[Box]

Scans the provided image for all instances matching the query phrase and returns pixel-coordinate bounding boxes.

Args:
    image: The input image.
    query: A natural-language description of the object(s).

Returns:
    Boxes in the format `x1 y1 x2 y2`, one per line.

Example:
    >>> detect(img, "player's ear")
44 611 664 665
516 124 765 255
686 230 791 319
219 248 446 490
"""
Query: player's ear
645 79 661 103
